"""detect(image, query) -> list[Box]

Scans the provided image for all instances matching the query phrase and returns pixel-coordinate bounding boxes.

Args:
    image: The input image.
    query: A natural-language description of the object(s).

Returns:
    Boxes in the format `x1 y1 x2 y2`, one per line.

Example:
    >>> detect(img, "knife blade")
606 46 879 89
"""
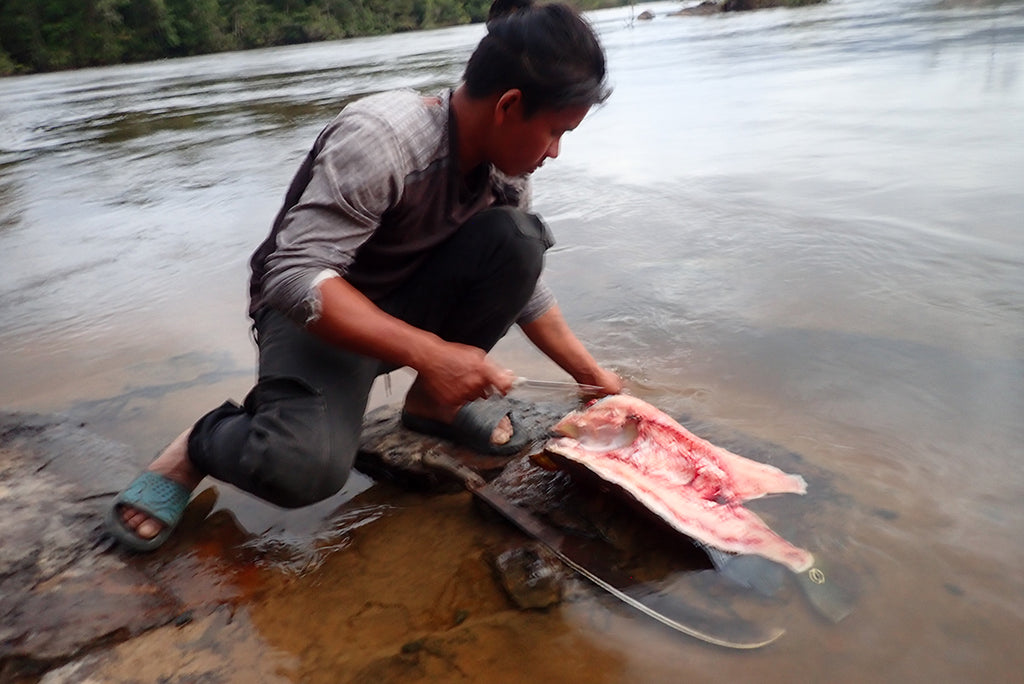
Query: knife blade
512 377 604 393
420 449 785 649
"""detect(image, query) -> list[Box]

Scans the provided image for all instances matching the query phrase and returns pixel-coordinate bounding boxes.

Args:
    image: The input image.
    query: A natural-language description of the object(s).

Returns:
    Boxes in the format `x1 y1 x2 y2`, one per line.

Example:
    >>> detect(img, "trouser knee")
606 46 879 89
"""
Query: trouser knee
241 434 352 509
464 206 554 286
189 377 357 509
242 376 355 508
376 206 556 351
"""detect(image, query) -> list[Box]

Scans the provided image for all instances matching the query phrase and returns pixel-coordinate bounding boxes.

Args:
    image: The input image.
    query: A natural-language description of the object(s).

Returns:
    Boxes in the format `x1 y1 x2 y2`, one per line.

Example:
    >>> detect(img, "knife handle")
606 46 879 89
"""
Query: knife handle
421 450 486 489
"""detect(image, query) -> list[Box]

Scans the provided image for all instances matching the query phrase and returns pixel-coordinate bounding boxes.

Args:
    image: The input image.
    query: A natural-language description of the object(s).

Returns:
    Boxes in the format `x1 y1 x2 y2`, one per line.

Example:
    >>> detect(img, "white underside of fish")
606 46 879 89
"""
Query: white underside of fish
544 395 814 573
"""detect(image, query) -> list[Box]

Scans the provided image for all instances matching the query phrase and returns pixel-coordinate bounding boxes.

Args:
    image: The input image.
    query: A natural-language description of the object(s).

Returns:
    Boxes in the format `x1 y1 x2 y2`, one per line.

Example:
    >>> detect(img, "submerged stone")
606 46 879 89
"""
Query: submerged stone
493 543 565 609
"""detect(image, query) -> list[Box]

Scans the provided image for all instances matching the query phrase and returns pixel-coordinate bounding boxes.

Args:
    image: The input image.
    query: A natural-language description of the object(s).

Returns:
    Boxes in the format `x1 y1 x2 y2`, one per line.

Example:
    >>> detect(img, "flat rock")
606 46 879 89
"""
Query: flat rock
0 413 187 679
355 398 576 491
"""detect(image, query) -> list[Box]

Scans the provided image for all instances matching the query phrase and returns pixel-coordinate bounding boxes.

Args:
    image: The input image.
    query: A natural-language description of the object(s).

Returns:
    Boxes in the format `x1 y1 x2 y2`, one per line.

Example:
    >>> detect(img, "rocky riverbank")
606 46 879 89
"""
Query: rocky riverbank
2 398 851 681
0 401 582 682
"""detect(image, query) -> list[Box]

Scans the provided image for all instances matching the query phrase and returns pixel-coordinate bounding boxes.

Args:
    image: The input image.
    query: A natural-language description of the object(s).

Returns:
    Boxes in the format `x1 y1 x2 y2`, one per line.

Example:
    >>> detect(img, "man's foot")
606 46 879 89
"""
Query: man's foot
400 383 534 456
402 384 513 448
117 429 204 541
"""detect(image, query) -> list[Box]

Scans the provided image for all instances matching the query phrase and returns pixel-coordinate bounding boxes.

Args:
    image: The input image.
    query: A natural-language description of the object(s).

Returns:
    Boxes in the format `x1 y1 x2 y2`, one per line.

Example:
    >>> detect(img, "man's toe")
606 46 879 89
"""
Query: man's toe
121 506 163 539
490 415 514 446
136 517 162 540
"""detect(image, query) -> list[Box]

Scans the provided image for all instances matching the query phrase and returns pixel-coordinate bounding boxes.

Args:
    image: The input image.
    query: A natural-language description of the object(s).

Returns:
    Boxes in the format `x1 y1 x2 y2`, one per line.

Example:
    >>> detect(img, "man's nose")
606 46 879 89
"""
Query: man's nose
546 137 561 159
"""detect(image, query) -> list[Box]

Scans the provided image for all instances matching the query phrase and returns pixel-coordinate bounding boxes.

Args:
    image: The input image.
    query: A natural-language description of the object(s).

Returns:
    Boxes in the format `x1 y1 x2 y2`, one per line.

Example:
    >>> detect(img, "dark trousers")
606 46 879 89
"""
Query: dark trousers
187 207 553 508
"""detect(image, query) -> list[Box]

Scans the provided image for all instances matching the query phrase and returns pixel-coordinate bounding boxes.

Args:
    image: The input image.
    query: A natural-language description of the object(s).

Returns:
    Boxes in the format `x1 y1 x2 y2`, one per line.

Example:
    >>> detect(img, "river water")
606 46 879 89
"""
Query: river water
1 0 1022 681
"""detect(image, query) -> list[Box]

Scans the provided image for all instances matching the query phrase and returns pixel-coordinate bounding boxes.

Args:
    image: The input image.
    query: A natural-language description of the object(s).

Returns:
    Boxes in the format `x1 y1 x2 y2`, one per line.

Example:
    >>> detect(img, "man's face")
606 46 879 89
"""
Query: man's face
490 97 591 177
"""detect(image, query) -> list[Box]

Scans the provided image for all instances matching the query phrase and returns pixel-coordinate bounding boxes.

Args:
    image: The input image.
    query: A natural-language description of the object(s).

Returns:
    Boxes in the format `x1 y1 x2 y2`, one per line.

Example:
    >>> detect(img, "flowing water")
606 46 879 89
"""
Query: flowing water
1 0 1022 680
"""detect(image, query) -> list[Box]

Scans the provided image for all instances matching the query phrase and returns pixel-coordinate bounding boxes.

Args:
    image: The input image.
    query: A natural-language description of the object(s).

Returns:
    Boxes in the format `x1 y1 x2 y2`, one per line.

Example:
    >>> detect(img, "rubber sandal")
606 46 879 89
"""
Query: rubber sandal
105 471 192 552
401 398 532 456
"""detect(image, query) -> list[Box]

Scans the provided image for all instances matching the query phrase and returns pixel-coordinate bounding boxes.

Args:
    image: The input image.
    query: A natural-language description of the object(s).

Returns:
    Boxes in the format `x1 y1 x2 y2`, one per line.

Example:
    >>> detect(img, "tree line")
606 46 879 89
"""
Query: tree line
0 0 627 75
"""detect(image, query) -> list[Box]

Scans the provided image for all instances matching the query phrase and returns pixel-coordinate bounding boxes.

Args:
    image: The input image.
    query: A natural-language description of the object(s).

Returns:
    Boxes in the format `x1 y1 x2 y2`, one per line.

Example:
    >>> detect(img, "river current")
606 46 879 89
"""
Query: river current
1 0 1022 681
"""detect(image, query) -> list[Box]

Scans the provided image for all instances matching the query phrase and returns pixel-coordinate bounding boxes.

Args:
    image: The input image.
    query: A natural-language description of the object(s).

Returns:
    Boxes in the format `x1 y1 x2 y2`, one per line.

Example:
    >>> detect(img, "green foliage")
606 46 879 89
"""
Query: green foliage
0 43 17 75
0 0 635 74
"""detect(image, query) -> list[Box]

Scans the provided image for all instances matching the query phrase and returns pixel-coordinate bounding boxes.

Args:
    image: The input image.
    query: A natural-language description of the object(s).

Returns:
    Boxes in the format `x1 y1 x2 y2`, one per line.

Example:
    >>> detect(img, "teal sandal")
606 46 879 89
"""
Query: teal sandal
105 471 192 552
401 398 533 456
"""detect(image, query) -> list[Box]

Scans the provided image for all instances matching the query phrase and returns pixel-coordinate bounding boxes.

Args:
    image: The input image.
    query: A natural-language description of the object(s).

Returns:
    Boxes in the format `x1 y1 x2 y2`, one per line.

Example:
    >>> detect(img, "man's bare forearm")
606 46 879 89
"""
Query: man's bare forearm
310 276 443 370
521 305 622 394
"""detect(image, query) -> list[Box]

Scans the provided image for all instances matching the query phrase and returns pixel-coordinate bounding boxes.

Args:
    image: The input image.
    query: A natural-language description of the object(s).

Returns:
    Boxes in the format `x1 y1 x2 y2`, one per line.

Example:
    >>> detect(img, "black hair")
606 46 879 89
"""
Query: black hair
465 0 611 117
487 0 533 23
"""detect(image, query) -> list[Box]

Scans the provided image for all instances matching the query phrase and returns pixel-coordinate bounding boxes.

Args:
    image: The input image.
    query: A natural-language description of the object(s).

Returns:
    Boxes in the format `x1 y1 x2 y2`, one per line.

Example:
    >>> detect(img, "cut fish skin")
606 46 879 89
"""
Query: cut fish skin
545 395 814 573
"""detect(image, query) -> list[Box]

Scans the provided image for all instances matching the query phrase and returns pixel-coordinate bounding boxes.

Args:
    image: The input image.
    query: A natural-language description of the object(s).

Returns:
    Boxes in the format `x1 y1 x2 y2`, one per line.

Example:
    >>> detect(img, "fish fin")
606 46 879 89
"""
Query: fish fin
795 556 856 624
707 544 857 623
700 543 786 598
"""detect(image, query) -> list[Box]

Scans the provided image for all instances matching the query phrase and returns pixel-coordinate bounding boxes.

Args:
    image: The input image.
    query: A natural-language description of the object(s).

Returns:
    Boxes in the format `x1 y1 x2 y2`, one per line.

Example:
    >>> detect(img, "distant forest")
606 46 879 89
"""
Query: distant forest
0 0 632 75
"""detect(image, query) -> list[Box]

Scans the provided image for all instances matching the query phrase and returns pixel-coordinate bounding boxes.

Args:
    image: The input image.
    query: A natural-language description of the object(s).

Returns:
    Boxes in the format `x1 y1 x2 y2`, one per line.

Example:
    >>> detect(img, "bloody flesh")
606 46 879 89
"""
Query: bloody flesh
544 395 814 573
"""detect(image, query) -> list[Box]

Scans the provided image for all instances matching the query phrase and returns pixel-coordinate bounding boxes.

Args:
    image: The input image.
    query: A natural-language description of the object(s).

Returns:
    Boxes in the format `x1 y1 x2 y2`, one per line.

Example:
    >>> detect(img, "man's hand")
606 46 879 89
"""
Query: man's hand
415 340 515 408
311 276 515 415
578 365 623 397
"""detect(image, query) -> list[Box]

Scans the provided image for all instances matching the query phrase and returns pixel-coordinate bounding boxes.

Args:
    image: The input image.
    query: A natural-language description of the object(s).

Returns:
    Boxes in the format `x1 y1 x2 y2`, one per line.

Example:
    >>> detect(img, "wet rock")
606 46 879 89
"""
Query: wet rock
0 413 134 581
670 1 723 16
37 605 297 684
0 412 187 679
355 398 575 491
4 560 182 671
0 399 581 680
493 543 565 609
0 397 854 678
669 0 826 15
357 399 580 613
637 9 656 19
0 413 245 680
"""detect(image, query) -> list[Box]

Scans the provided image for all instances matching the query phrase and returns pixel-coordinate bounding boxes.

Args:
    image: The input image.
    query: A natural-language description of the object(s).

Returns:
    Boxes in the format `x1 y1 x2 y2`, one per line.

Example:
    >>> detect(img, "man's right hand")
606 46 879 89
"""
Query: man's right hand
414 340 515 408
311 276 512 411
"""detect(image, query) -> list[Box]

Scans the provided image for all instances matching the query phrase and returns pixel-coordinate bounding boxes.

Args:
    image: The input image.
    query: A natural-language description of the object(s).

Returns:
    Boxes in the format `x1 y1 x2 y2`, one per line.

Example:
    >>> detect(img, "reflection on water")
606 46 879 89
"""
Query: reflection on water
1 0 1023 680
239 501 389 575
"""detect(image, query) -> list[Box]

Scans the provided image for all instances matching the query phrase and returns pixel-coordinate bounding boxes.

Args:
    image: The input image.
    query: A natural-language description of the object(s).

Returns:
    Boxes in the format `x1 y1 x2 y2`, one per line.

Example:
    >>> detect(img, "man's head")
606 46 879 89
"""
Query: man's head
462 1 611 175
465 1 610 116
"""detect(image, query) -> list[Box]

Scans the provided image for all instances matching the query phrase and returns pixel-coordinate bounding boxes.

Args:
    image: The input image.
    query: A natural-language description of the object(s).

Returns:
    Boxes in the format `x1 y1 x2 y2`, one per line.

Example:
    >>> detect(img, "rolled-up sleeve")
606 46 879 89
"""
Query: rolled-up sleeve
518 278 556 324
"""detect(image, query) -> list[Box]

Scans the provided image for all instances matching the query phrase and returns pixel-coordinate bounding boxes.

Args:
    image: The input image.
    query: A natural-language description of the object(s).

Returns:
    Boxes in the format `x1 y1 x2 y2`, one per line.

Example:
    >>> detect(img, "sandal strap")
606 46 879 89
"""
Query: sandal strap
115 471 191 527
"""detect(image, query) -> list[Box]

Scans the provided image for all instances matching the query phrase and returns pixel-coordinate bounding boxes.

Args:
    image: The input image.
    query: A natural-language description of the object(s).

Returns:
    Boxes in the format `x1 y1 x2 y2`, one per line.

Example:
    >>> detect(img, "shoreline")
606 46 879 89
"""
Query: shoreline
0 396 594 682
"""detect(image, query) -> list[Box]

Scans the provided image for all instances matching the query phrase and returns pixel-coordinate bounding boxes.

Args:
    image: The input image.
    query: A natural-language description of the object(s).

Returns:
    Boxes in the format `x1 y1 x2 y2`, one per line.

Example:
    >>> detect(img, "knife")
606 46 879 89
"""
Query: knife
512 377 604 393
420 449 785 649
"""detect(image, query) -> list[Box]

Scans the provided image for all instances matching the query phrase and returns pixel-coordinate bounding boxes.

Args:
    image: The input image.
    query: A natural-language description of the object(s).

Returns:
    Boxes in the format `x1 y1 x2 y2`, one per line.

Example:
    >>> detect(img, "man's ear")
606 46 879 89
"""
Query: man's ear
494 89 524 125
